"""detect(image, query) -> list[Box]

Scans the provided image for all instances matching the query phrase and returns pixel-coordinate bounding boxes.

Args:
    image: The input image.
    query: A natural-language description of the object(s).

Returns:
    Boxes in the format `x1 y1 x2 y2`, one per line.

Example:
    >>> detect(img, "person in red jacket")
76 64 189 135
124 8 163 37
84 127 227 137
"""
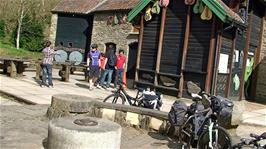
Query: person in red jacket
95 53 106 86
114 49 126 88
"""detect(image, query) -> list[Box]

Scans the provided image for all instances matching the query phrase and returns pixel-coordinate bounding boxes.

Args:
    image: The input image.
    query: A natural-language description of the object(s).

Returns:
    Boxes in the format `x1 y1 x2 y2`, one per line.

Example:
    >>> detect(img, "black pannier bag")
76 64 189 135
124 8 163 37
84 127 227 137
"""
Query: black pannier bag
211 95 234 118
141 94 160 109
168 100 188 126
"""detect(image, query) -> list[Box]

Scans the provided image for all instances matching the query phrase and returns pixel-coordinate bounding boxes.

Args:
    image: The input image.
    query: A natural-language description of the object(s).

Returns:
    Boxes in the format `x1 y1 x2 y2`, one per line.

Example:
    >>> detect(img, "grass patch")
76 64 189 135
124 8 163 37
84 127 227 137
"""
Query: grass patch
0 42 42 60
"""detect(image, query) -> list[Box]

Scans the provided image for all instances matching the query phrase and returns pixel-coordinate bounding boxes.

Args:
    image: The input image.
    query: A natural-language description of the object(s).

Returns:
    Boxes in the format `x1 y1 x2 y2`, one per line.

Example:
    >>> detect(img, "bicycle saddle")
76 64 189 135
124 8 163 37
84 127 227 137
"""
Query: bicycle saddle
261 132 266 139
191 93 202 101
250 133 260 139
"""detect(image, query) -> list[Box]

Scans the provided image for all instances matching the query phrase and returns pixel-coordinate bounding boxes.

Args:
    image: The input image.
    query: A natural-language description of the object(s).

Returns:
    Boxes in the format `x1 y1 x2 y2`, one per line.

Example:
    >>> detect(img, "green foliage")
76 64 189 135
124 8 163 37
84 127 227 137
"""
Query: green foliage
21 17 44 51
12 16 44 52
0 19 5 38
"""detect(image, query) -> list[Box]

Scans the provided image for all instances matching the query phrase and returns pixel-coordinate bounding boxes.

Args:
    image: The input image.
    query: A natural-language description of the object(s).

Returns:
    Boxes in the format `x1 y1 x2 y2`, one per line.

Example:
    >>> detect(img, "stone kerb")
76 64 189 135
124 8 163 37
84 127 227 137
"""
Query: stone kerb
47 94 170 134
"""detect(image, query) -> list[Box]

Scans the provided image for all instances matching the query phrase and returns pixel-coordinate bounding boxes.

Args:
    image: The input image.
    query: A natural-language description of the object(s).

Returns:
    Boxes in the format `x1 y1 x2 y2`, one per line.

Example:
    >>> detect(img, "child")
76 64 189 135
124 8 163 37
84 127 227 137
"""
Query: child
95 53 106 86
114 49 126 88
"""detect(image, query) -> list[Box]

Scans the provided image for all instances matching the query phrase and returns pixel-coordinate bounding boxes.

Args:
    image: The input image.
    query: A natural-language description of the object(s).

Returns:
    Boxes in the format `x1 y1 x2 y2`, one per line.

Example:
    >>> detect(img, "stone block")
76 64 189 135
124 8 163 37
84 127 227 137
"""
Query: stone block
102 108 116 121
231 101 245 126
126 112 139 126
149 118 163 131
114 111 127 126
138 115 150 130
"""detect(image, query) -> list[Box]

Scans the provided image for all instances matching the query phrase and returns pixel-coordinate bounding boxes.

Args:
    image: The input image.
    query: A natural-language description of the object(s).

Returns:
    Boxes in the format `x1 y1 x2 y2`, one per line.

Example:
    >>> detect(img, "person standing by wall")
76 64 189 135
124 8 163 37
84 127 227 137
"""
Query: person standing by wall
95 52 107 86
41 41 58 88
100 49 117 89
87 44 101 90
114 49 126 88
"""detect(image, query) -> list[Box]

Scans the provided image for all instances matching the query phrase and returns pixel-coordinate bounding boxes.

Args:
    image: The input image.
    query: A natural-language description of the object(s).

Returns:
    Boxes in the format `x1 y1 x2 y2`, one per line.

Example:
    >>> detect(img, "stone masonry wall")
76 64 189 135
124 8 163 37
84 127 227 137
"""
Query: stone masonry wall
49 13 58 47
256 15 266 101
91 12 138 56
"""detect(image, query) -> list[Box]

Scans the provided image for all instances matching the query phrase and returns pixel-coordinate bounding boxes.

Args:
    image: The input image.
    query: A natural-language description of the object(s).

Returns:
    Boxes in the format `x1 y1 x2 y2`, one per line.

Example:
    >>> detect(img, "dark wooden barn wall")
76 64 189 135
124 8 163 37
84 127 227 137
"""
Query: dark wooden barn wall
140 15 161 70
56 14 90 49
235 31 246 51
184 13 212 89
249 10 263 53
139 13 161 83
160 0 186 75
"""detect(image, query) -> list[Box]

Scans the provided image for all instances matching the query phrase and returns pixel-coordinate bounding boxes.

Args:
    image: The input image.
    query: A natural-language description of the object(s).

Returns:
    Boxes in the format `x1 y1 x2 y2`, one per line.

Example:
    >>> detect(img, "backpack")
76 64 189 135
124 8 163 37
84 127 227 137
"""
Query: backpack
108 54 116 66
168 100 187 126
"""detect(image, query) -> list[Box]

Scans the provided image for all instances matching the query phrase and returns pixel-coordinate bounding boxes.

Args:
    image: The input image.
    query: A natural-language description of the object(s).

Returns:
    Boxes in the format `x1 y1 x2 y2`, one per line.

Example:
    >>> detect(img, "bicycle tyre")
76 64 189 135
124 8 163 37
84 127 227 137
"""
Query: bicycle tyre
137 99 144 107
197 126 232 149
103 94 125 104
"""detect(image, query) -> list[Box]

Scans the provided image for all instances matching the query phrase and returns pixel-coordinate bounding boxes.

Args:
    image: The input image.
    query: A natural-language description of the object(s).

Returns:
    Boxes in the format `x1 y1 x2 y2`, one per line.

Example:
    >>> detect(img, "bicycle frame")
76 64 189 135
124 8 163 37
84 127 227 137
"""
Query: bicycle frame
114 85 143 105
180 106 218 145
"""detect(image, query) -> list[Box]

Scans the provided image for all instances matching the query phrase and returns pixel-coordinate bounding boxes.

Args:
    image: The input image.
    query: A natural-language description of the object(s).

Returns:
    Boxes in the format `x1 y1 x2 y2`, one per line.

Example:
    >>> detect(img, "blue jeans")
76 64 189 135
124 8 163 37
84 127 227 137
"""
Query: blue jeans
42 64 53 86
100 69 113 87
115 69 124 88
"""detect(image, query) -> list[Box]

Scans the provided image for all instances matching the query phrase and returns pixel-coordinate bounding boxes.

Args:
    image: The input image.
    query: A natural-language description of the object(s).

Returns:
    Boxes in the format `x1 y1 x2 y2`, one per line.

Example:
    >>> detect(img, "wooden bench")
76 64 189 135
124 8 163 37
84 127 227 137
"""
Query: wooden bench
35 60 90 82
0 57 30 78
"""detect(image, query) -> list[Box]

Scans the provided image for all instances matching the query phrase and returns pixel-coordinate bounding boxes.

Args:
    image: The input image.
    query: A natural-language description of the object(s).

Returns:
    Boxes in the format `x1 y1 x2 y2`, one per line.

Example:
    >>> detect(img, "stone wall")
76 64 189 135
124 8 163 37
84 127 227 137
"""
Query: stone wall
47 94 241 137
49 13 58 47
256 16 266 101
259 16 266 60
91 11 138 56
255 58 266 101
47 94 169 134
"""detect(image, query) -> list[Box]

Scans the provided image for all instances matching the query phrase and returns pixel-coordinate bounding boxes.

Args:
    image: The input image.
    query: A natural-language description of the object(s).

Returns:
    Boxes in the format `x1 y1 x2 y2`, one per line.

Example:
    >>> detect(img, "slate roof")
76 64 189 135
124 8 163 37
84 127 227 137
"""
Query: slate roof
52 0 139 14
95 0 140 11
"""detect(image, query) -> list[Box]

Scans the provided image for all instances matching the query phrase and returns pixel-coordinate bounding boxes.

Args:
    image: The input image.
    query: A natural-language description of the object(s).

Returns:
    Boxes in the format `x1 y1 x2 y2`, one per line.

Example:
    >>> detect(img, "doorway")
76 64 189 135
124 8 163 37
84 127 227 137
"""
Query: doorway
127 42 138 89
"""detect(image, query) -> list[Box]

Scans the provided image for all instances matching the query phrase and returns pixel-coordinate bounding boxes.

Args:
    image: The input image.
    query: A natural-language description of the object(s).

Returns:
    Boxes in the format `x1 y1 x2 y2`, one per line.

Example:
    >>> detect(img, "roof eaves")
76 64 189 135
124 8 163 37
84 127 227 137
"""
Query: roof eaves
202 0 245 27
128 0 152 22
86 0 108 14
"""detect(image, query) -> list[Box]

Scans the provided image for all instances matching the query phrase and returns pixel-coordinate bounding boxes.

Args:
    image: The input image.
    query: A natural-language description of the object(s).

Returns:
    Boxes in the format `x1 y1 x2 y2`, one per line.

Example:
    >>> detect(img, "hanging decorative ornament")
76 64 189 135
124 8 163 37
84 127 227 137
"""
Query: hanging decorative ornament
144 6 152 21
151 0 161 14
200 6 212 20
113 15 119 25
122 15 128 24
193 0 200 14
184 0 196 5
159 0 169 7
107 16 114 25
117 15 122 24
198 0 204 13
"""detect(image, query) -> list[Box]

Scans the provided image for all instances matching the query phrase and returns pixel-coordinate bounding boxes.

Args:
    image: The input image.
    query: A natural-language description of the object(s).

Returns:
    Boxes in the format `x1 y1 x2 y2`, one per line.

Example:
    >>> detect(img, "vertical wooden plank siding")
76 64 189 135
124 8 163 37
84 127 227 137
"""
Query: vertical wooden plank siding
135 14 144 82
226 33 236 97
213 23 223 95
179 6 191 97
250 13 264 99
205 17 216 93
154 7 167 86
240 10 253 100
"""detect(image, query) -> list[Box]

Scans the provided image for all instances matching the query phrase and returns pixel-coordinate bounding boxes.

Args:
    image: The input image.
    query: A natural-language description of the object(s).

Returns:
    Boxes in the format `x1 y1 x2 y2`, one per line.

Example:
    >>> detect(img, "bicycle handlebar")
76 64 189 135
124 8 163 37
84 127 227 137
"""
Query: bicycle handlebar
232 132 266 148
250 132 266 140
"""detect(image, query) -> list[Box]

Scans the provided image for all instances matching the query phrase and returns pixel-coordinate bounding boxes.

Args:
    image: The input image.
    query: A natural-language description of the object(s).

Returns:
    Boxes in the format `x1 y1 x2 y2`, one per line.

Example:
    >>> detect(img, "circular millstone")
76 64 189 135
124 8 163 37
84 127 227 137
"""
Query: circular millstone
73 118 98 126
47 116 122 149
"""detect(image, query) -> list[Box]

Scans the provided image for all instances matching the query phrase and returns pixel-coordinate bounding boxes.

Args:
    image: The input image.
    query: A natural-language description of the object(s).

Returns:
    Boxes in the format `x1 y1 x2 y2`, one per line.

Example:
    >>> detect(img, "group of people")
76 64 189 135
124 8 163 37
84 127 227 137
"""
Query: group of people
87 44 126 90
40 41 126 90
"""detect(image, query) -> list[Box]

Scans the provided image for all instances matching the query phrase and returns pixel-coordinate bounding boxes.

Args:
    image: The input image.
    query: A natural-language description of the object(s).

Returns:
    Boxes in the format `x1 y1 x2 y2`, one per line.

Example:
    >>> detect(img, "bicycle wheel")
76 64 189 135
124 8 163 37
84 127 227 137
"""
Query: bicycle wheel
137 99 145 107
197 126 232 149
103 94 125 104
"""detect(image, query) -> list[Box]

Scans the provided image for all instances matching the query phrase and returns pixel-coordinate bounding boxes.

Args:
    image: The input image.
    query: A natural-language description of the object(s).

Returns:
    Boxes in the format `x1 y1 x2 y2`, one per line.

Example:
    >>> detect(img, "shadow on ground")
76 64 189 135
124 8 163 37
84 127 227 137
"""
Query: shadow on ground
148 132 180 149
75 83 90 89
42 137 48 149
